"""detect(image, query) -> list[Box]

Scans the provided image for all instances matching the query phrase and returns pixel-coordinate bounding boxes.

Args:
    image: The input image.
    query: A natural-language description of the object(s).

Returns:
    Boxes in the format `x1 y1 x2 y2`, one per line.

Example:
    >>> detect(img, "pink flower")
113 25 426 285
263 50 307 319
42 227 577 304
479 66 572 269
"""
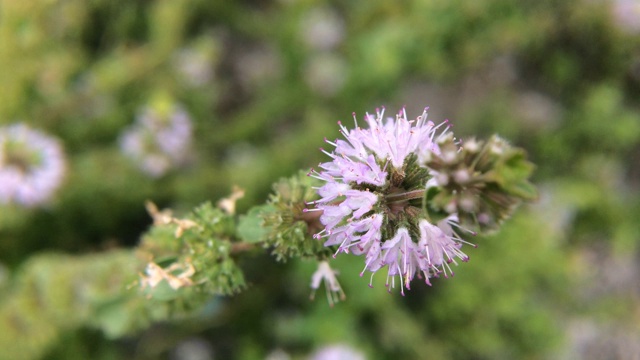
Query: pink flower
309 107 473 294
310 261 346 307
0 124 66 207
119 103 193 178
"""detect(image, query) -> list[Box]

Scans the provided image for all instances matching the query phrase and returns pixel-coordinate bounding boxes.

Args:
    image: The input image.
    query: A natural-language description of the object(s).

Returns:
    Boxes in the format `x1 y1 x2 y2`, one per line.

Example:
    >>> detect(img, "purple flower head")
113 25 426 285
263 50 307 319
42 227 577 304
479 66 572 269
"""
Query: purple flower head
0 123 66 207
309 107 474 294
119 102 193 178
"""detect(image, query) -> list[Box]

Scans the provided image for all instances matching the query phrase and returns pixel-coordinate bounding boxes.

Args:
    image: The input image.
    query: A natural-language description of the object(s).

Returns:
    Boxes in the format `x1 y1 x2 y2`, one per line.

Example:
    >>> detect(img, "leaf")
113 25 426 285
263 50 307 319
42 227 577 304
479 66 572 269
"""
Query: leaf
140 280 182 301
506 180 539 201
237 205 275 243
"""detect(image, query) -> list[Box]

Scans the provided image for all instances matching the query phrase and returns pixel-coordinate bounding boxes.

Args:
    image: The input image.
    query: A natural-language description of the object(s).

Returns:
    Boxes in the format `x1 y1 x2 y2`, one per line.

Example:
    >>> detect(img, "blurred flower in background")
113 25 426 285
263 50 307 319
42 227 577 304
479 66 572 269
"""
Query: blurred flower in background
300 6 345 51
174 37 219 88
119 100 193 178
612 0 640 33
235 44 283 92
304 53 347 97
170 337 215 360
300 6 347 98
0 123 66 207
309 344 366 360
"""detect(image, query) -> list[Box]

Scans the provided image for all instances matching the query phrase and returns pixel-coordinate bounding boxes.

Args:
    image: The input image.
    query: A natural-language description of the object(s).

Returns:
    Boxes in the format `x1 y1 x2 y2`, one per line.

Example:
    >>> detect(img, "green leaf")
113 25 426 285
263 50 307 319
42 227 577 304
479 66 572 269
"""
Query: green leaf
506 180 539 201
237 205 275 243
92 296 140 338
140 280 182 301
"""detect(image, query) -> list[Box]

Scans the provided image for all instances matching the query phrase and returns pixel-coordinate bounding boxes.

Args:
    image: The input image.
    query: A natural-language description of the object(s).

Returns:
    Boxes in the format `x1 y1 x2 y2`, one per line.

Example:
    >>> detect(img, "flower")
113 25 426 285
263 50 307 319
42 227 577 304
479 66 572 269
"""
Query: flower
310 261 346 307
0 123 66 207
173 37 219 87
300 6 345 51
119 102 193 177
308 107 474 294
309 344 366 360
304 53 347 97
613 0 640 33
139 261 195 290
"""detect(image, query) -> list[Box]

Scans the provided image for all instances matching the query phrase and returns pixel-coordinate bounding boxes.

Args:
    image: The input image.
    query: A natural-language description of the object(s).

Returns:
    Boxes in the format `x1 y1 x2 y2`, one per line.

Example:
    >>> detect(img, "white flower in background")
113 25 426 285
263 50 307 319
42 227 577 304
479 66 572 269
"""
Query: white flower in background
309 344 366 360
613 0 640 33
174 38 218 87
0 123 66 207
236 45 283 91
175 48 214 87
301 7 345 51
265 348 291 360
304 53 347 97
170 337 215 360
120 103 193 178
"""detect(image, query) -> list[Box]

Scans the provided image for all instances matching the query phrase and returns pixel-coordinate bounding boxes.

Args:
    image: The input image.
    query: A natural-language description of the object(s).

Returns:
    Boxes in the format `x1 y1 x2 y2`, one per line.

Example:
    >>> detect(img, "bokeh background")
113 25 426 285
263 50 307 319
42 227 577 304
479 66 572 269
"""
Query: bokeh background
1 0 640 359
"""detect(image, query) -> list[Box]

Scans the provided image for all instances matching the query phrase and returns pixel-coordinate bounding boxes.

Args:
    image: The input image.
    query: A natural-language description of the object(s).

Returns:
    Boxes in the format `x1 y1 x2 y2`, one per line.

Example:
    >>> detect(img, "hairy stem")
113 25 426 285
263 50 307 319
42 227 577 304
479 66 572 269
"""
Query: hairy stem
385 189 426 203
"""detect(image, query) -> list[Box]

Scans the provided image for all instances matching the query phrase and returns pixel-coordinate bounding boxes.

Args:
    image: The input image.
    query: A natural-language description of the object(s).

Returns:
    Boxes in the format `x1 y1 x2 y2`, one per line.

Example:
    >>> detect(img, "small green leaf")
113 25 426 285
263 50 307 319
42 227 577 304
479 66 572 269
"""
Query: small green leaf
505 180 539 201
92 297 139 338
237 205 275 243
141 280 182 301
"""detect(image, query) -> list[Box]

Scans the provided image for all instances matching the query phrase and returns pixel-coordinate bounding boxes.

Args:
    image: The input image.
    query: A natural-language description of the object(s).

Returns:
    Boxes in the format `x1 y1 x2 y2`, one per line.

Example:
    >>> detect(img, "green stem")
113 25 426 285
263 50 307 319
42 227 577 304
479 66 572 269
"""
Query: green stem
384 189 426 203
421 188 432 222
231 242 258 254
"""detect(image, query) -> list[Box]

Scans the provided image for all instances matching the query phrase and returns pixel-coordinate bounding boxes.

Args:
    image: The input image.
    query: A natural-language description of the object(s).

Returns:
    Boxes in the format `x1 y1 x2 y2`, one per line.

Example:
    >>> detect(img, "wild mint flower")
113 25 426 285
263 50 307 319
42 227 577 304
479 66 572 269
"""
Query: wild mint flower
0 123 66 207
307 107 475 295
310 261 345 307
119 102 193 177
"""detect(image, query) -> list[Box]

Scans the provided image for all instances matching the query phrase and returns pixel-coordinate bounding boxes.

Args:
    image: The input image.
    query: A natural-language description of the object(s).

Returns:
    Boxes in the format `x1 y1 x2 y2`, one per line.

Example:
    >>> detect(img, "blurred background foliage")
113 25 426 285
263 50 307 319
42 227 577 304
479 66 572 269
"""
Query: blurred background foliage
1 0 639 359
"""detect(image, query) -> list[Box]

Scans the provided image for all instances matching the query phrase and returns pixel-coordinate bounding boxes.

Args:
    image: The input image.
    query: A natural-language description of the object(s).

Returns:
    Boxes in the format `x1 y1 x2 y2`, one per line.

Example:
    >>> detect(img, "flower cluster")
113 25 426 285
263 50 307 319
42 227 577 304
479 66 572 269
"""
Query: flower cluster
308 107 475 295
0 123 66 207
119 102 193 178
424 134 537 232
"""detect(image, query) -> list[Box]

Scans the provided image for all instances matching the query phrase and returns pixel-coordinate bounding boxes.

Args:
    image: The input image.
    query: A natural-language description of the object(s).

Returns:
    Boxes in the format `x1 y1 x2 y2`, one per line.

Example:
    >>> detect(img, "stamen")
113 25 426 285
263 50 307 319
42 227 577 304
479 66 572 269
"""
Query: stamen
324 137 337 147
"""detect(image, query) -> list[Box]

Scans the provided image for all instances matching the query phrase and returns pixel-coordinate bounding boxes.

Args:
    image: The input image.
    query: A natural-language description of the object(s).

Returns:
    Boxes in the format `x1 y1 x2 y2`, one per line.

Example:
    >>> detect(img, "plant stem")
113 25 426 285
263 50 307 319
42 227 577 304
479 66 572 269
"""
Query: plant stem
385 189 426 203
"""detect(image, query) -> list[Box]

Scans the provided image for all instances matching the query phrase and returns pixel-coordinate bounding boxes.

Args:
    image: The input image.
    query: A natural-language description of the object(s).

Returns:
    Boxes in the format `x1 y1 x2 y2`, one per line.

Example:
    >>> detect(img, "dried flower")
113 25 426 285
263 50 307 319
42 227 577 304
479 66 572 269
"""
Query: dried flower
145 200 200 238
217 185 246 215
308 107 474 294
0 123 66 207
139 261 196 290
